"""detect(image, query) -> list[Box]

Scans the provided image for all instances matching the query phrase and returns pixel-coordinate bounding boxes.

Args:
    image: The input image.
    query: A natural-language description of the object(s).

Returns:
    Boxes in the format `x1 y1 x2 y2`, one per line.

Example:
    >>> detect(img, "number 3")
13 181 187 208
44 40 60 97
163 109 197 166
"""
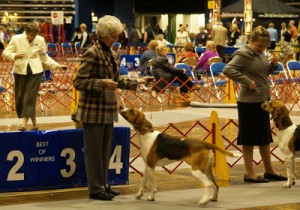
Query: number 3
60 148 76 178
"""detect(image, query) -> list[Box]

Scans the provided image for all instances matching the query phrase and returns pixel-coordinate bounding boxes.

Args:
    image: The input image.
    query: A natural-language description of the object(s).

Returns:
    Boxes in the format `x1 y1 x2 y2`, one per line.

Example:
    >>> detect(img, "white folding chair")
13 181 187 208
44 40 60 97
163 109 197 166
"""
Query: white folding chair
268 62 288 99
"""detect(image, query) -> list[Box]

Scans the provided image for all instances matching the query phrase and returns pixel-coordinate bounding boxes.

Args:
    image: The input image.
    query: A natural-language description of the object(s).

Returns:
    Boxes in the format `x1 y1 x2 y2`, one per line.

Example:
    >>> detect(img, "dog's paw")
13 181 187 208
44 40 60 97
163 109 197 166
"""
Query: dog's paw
135 192 143 199
210 195 218 202
147 196 155 201
282 183 292 188
198 199 209 205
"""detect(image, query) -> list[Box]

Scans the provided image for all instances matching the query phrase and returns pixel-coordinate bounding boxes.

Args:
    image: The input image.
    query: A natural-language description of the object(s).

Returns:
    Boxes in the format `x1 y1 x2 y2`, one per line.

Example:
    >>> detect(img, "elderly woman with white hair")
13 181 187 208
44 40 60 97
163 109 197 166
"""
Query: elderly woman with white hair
73 15 152 201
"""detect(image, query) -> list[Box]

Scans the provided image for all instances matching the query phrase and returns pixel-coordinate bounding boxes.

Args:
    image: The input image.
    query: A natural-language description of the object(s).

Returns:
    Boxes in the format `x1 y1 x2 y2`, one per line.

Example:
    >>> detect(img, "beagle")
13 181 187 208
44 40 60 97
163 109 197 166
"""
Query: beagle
119 107 240 205
262 100 300 188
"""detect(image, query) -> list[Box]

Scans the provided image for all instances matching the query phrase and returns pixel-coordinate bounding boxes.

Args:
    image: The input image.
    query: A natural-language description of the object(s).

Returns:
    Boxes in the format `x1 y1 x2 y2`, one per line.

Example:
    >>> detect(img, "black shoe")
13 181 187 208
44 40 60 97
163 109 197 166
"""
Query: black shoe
89 192 114 201
263 172 287 181
19 127 26 131
105 187 120 196
244 175 269 183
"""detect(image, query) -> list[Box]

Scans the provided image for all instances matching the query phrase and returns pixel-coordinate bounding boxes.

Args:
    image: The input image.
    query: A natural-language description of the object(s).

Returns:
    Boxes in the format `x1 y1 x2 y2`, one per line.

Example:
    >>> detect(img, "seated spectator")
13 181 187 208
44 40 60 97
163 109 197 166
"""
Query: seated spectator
194 26 208 47
71 27 82 48
79 23 91 49
195 41 220 74
177 42 198 63
227 23 240 46
152 44 195 94
155 34 170 46
139 40 159 76
281 25 294 65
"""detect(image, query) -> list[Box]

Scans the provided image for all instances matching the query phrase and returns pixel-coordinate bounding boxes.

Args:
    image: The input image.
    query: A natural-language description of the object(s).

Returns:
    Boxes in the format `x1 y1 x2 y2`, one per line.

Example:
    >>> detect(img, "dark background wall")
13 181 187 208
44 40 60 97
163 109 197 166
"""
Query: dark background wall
76 0 134 34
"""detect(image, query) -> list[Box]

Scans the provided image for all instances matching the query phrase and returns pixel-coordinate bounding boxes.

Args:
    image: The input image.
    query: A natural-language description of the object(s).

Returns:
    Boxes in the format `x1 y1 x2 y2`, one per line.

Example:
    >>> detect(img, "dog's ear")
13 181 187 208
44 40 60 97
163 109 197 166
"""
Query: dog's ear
282 105 289 115
134 112 145 129
272 105 289 120
272 107 280 120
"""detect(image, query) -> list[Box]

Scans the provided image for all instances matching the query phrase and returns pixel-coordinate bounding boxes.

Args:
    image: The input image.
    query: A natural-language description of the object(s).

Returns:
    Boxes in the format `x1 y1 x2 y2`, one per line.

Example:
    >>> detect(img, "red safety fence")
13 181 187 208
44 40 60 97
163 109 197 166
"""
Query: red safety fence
1 59 300 114
128 115 284 177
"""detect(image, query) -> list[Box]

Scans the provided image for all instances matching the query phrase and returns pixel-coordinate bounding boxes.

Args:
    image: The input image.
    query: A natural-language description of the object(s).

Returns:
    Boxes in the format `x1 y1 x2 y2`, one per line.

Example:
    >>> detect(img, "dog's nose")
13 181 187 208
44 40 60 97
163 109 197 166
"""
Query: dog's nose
119 106 124 112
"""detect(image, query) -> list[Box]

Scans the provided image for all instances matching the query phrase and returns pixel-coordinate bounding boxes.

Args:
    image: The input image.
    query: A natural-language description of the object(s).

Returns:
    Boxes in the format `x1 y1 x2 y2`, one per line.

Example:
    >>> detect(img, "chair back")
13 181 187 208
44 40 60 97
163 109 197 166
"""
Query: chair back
207 56 223 66
174 63 195 79
209 62 226 76
61 42 73 55
287 60 300 71
273 62 287 76
194 47 206 57
286 60 300 79
74 41 85 56
47 43 59 57
183 57 198 68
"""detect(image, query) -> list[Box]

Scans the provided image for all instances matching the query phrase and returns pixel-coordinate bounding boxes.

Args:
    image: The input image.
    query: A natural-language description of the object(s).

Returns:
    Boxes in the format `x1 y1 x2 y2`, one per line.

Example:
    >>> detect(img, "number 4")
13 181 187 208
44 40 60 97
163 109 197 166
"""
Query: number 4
109 145 123 174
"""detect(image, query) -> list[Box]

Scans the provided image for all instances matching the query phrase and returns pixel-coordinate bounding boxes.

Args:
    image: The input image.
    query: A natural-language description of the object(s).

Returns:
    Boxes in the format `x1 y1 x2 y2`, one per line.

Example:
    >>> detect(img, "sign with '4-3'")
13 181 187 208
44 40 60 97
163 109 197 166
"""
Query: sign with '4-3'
0 127 130 192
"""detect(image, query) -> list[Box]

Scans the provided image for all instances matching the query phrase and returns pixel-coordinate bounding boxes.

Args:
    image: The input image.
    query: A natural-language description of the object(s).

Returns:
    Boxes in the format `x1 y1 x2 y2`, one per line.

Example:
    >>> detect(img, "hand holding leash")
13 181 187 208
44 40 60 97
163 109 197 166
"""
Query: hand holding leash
138 76 155 84
103 79 118 89
58 65 68 71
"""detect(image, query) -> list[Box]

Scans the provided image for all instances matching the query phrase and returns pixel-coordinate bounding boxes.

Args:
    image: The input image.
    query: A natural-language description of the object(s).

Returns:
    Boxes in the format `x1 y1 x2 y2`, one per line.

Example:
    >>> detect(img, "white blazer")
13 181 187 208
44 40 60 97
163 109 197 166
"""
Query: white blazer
3 32 60 75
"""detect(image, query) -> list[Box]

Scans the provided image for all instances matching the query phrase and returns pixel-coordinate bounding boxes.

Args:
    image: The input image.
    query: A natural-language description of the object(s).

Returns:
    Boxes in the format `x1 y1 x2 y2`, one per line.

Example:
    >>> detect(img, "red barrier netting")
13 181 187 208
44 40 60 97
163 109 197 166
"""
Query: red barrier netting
129 118 285 177
1 59 300 114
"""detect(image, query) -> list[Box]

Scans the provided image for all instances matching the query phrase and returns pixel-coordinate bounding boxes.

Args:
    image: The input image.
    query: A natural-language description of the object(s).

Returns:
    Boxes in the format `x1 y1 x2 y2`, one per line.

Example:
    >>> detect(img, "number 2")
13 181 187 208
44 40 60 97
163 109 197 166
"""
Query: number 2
7 150 24 181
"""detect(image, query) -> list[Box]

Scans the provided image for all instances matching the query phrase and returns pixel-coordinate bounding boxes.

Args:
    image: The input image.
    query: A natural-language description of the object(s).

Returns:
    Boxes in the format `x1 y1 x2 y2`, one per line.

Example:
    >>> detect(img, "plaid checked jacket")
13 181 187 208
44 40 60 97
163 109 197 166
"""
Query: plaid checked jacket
73 41 138 124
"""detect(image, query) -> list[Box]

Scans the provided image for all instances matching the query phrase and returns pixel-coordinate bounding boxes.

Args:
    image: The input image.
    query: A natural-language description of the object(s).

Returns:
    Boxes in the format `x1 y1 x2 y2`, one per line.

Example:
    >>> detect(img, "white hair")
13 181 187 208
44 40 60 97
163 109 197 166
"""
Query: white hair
96 15 123 38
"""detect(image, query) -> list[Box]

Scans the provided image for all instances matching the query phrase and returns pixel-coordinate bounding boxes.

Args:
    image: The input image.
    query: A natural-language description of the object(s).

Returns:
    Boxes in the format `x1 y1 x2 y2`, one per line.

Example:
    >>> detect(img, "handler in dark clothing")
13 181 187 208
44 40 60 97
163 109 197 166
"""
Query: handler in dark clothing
73 15 153 201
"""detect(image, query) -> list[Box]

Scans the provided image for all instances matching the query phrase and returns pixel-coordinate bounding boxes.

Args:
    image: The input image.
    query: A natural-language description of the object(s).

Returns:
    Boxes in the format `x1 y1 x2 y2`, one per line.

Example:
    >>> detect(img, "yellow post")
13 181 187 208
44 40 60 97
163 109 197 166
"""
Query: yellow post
224 78 236 104
129 46 134 55
207 110 230 181
71 63 79 114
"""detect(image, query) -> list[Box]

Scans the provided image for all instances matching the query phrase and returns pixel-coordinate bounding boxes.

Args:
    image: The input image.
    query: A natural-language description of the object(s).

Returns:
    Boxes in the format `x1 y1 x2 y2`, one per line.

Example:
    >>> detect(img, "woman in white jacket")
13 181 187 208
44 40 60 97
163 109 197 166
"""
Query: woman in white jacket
2 21 67 131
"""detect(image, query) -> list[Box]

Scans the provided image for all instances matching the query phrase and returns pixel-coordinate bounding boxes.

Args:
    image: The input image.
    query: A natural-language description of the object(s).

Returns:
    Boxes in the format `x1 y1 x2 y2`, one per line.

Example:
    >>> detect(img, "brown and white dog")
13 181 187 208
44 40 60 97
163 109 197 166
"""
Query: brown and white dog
119 106 240 205
262 100 300 188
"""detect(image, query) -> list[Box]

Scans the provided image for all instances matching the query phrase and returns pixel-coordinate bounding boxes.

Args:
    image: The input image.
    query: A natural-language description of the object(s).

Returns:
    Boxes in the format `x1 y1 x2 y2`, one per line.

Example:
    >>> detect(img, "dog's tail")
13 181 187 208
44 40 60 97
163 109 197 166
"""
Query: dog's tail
203 142 240 158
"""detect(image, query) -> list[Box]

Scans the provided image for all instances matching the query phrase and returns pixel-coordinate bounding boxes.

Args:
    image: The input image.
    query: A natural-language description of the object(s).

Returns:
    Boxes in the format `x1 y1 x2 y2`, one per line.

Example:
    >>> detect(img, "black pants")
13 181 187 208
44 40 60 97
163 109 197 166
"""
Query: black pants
216 45 225 60
14 66 42 118
82 122 114 194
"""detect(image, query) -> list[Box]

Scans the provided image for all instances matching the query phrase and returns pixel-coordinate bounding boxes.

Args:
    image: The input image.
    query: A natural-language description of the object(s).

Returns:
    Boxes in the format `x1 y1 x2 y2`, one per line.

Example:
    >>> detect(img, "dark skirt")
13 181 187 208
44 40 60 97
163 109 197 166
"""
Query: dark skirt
237 101 273 146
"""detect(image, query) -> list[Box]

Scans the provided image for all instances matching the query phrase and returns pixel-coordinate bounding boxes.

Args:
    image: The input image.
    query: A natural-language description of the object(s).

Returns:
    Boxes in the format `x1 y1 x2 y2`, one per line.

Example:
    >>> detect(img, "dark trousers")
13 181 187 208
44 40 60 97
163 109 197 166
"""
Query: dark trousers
216 45 225 60
82 122 114 194
14 66 42 118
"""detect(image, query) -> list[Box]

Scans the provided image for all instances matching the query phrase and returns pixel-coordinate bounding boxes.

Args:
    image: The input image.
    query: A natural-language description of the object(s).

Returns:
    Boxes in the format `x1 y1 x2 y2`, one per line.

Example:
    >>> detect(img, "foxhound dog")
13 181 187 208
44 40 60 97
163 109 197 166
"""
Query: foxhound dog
119 107 240 205
262 100 300 188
